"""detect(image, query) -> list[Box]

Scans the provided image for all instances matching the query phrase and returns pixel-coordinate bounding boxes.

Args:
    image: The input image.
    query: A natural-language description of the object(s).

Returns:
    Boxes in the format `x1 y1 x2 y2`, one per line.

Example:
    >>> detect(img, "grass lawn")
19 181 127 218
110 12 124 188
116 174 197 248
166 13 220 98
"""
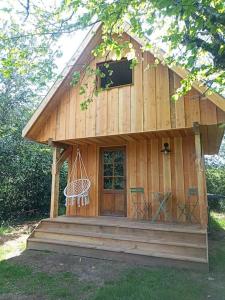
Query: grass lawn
0 212 224 300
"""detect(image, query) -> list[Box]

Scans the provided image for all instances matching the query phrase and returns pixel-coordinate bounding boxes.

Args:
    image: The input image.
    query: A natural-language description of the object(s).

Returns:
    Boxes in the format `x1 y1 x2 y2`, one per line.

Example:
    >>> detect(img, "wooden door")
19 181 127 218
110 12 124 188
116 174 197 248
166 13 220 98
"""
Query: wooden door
100 147 126 216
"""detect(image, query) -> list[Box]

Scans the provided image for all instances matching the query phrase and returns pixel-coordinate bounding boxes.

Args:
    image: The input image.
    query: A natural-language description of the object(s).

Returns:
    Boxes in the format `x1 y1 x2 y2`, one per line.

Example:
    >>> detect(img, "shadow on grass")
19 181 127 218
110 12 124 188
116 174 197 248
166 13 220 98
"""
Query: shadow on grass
210 240 225 273
0 258 95 300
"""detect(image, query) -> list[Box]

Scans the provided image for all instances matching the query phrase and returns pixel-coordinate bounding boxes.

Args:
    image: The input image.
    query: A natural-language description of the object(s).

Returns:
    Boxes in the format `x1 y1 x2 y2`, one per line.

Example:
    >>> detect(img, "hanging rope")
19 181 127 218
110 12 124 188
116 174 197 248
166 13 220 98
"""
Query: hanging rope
64 148 91 207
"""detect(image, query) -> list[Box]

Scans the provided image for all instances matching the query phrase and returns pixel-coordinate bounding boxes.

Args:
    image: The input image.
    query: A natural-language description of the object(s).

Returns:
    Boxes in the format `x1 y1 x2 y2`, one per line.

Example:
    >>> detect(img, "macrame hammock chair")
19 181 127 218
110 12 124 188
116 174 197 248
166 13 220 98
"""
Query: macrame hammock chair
64 148 91 207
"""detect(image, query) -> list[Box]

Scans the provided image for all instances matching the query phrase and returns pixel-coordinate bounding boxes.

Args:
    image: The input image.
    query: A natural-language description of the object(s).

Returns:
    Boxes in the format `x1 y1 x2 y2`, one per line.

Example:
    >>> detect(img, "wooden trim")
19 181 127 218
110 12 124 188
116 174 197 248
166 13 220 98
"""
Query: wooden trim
50 147 61 218
48 138 69 149
50 146 72 218
194 126 208 228
99 82 134 91
57 147 72 170
96 58 134 90
99 146 127 217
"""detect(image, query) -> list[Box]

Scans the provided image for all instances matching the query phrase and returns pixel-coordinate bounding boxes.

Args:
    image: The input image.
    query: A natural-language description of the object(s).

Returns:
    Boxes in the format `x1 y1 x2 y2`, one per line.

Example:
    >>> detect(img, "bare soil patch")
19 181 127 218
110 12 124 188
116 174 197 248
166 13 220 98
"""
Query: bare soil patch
11 249 130 285
0 222 38 245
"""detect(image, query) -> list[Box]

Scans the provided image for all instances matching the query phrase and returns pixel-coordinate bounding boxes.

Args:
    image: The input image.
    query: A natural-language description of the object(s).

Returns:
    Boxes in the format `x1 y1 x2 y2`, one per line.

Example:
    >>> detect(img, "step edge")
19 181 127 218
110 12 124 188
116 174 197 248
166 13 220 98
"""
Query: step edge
27 237 208 263
34 229 207 249
42 219 206 235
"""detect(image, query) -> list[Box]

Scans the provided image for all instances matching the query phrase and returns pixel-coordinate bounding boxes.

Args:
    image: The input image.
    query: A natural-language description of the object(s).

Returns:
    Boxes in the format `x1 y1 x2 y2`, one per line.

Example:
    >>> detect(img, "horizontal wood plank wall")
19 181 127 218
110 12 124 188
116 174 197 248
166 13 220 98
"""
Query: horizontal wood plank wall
66 136 205 225
34 35 225 143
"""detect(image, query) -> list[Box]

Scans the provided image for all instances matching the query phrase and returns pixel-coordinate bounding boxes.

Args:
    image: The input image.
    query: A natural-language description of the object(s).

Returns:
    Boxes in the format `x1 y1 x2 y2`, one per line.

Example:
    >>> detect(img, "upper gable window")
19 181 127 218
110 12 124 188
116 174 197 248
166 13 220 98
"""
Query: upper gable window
97 59 133 89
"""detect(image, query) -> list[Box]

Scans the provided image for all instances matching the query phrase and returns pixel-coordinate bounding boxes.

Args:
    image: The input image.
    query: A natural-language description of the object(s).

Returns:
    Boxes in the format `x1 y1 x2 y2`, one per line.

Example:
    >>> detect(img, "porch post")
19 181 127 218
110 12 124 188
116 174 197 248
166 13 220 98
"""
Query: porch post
194 123 208 228
50 147 61 218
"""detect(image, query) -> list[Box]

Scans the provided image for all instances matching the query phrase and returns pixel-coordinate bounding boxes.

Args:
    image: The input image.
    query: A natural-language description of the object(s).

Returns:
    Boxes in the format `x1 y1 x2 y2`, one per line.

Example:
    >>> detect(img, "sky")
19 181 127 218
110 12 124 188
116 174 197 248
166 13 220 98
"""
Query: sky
56 29 88 73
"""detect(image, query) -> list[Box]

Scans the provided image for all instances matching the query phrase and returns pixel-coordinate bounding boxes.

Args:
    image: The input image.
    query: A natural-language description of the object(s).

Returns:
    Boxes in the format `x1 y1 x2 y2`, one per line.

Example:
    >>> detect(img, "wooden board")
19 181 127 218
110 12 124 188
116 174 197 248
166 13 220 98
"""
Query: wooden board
32 31 225 144
33 35 225 144
99 147 127 217
66 134 207 226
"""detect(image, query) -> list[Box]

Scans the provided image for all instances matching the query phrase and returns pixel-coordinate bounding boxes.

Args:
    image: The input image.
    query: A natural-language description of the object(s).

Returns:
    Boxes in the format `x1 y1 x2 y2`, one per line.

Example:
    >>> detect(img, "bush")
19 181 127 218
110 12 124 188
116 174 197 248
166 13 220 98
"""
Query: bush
206 167 225 212
0 126 67 224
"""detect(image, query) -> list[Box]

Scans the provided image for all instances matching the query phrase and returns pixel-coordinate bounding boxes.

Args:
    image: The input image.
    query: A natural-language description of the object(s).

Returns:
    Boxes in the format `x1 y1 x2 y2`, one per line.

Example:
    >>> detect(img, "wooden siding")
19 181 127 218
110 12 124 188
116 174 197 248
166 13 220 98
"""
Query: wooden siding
66 134 205 225
31 34 225 143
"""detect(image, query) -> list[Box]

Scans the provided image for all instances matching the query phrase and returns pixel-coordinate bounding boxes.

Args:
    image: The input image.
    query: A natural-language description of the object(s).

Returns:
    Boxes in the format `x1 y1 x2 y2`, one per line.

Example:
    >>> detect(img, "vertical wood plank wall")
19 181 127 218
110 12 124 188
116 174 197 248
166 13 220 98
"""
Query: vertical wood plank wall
66 134 205 225
32 36 225 143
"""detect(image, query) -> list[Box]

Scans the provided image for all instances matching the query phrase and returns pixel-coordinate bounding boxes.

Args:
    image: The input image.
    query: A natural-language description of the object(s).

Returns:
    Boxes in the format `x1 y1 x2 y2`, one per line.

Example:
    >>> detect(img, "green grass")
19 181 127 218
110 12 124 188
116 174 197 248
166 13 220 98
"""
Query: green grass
0 223 27 261
93 268 206 300
210 211 225 231
0 212 224 300
0 225 13 235
0 261 95 300
1 243 225 300
0 239 26 261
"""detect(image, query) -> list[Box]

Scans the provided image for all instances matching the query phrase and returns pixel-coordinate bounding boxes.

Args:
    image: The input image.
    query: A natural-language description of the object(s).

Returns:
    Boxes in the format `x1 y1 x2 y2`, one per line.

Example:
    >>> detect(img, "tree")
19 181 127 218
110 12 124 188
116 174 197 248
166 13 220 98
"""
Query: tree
2 0 224 104
0 14 66 223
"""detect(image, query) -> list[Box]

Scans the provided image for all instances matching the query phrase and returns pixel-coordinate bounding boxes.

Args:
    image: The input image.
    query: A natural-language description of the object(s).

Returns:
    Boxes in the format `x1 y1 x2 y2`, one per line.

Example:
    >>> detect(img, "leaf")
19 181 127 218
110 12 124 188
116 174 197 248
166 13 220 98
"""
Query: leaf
79 85 86 95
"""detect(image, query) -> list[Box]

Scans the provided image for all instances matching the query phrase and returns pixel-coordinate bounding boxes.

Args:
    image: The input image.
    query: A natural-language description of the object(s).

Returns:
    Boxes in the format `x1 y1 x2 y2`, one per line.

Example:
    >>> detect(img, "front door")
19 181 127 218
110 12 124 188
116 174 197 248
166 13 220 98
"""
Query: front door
100 147 126 216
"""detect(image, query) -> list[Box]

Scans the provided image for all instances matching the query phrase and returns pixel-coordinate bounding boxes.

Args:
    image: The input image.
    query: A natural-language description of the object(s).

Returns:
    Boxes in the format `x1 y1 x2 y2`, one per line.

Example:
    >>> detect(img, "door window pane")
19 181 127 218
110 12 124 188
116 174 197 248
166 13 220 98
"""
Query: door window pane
114 177 124 190
104 177 113 189
104 164 113 176
114 151 124 163
114 163 124 176
104 152 113 164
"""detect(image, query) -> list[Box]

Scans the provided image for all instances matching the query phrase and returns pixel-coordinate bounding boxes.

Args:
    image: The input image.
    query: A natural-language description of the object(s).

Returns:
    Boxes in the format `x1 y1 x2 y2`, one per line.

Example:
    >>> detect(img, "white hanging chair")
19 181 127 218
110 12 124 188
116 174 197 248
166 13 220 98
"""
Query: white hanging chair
64 148 91 207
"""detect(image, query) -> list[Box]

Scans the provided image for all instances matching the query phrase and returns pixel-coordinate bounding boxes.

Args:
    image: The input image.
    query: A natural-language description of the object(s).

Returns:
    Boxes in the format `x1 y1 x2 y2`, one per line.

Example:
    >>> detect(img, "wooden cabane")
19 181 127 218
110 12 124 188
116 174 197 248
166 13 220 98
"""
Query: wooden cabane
23 23 225 269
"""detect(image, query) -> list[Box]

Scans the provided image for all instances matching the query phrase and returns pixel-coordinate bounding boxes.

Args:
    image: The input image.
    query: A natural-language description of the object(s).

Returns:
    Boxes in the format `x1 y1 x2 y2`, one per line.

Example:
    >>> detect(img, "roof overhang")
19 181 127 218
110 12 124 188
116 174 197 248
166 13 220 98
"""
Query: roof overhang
201 124 225 155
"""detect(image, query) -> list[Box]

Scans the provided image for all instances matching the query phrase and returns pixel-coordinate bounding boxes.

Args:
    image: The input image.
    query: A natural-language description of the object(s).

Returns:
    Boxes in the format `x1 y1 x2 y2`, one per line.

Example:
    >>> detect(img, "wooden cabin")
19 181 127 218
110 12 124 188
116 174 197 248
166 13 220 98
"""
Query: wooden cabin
23 23 225 269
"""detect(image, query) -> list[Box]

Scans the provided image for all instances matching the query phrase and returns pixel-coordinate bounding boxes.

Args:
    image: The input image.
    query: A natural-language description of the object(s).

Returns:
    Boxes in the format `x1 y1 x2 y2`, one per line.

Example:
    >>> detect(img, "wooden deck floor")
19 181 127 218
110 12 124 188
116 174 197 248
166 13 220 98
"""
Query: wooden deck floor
48 216 205 233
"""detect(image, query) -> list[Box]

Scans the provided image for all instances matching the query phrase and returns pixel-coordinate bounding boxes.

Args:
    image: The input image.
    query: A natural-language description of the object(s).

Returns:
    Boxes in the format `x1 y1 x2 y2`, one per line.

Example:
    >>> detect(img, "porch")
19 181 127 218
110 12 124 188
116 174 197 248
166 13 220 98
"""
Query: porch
29 126 211 268
27 215 208 270
49 126 209 227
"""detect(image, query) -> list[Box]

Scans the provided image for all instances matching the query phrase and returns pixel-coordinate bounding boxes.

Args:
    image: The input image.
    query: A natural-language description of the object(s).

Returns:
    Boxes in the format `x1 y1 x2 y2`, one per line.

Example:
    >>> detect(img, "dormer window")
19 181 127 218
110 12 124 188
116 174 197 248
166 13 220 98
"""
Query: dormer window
97 58 133 89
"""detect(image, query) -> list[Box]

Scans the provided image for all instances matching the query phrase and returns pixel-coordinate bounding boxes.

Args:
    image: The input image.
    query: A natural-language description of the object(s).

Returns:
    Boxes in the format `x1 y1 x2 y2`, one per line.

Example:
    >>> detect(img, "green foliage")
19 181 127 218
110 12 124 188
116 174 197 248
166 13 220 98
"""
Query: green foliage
71 71 80 86
0 127 51 222
0 123 67 222
14 1 225 93
205 138 225 212
0 226 13 236
206 167 225 211
0 13 66 224
1 0 224 110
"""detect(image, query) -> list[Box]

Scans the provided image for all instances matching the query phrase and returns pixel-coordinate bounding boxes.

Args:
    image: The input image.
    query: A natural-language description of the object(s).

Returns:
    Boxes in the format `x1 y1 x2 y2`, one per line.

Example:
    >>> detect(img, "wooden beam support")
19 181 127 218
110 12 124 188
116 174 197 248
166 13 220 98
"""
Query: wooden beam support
193 122 200 135
57 147 72 170
50 145 72 218
48 138 69 149
194 123 208 228
50 147 61 218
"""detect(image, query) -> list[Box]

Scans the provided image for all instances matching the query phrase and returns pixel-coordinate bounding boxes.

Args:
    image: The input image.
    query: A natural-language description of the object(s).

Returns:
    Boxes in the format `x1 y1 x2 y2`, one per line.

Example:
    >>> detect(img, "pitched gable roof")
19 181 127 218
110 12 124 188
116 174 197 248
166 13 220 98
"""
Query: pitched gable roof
22 22 225 138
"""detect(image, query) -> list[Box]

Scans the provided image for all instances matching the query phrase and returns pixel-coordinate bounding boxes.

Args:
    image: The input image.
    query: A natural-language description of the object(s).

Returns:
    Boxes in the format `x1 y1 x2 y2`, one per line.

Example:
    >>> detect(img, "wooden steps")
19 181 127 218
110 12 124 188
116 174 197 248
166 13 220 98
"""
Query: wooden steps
27 216 208 270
